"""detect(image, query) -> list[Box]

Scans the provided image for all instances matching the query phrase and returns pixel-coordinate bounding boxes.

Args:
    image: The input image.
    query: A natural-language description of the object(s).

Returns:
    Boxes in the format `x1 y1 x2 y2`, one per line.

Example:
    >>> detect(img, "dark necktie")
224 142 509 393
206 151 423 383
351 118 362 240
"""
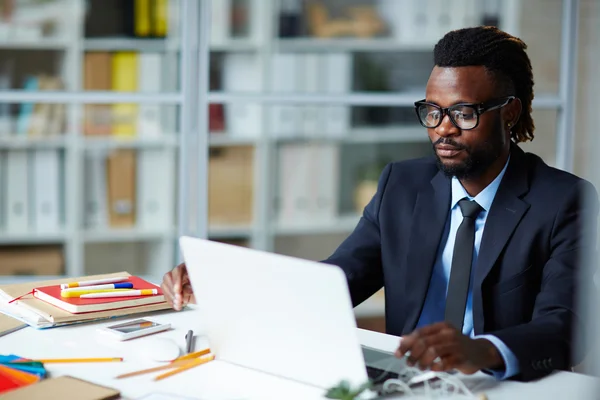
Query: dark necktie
444 198 483 332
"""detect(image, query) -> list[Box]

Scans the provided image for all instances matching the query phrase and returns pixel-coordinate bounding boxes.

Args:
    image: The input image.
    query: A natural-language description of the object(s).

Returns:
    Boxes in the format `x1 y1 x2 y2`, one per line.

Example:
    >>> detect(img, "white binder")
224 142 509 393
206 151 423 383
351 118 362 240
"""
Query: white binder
299 53 322 138
222 53 263 138
136 149 175 230
32 149 61 233
313 144 340 221
323 53 352 138
137 53 163 138
209 0 231 46
5 151 29 233
269 53 298 138
84 151 108 229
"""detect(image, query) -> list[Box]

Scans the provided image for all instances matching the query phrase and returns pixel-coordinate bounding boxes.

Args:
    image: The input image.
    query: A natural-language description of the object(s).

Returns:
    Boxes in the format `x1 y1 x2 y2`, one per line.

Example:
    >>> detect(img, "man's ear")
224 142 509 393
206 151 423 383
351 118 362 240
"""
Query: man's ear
504 97 522 128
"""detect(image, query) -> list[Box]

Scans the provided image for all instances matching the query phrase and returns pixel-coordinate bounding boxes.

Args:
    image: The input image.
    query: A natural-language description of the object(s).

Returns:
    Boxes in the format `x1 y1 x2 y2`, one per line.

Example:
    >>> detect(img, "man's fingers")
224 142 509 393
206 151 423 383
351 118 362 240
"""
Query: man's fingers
171 263 188 291
161 273 175 305
404 336 430 367
161 281 175 306
410 339 458 370
415 346 440 370
397 334 416 357
436 353 463 372
181 283 194 306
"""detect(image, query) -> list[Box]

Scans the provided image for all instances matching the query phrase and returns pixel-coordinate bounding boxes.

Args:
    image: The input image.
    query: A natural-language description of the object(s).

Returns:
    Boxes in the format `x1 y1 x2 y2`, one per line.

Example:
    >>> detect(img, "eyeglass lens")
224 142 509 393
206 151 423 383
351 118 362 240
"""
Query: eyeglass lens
417 104 478 129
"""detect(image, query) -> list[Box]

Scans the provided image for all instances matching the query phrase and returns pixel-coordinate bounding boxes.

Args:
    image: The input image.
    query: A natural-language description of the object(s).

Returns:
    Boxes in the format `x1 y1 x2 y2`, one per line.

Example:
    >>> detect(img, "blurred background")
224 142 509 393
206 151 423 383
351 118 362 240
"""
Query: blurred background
0 0 598 336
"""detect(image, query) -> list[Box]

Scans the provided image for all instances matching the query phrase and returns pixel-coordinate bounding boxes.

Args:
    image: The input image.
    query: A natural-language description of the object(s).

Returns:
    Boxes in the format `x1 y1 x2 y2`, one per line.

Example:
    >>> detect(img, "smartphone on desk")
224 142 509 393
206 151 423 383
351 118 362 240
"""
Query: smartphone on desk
98 318 170 341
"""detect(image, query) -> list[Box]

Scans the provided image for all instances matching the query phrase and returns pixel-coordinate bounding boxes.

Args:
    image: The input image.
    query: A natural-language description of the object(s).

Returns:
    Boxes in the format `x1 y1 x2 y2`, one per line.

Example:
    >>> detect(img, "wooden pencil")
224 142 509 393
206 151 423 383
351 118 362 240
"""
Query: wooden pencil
153 354 215 381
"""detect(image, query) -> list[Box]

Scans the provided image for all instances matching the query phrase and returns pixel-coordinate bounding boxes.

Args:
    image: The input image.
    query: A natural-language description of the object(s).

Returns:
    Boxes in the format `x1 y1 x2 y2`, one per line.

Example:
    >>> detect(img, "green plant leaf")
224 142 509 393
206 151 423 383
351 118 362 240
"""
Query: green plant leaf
325 379 373 400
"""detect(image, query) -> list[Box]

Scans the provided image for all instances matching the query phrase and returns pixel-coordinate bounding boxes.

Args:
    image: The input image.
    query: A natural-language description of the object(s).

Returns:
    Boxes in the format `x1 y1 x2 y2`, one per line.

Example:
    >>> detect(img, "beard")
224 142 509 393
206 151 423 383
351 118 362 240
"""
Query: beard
433 116 505 180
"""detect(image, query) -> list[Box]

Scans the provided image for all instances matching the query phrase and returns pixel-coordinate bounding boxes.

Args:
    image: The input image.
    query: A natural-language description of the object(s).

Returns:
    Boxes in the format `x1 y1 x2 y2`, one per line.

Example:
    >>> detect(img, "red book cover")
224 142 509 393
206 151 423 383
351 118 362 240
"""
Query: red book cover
32 276 165 314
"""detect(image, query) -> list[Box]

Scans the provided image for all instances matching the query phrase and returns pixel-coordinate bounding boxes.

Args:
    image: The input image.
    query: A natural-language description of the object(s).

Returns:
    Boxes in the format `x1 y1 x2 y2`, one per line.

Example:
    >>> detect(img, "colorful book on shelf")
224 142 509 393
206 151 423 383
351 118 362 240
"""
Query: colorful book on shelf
33 276 164 314
0 272 170 329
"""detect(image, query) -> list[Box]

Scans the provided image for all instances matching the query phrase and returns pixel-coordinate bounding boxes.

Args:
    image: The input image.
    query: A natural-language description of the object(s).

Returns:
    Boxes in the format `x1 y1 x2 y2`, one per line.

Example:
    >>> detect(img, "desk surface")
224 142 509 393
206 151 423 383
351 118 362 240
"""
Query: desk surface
1 308 599 400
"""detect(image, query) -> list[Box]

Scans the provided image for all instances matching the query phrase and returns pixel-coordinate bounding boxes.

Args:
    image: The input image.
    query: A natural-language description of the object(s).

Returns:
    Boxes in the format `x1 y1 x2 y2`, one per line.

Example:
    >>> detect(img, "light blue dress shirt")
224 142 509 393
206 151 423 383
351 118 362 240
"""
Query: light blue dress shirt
416 157 519 379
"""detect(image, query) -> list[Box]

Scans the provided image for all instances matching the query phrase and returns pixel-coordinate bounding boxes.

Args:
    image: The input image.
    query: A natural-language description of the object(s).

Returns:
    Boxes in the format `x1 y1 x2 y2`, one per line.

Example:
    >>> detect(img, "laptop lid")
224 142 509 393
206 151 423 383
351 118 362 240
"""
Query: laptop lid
179 236 369 389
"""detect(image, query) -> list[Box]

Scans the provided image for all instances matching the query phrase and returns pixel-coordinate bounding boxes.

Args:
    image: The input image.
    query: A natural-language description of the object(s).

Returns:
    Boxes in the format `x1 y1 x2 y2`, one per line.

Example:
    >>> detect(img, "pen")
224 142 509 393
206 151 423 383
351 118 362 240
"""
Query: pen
80 289 158 298
61 289 135 298
185 330 194 354
60 276 129 289
61 283 134 292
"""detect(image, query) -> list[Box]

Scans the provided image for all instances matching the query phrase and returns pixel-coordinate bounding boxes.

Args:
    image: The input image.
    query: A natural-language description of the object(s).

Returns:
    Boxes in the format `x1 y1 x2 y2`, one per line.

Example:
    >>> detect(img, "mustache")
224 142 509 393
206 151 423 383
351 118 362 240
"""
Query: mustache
433 138 467 150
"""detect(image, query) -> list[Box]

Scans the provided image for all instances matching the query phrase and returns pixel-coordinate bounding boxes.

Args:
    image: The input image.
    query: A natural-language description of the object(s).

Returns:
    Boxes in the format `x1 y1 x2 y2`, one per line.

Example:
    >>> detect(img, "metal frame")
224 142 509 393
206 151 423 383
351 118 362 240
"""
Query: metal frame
556 0 580 172
176 0 199 257
205 92 563 108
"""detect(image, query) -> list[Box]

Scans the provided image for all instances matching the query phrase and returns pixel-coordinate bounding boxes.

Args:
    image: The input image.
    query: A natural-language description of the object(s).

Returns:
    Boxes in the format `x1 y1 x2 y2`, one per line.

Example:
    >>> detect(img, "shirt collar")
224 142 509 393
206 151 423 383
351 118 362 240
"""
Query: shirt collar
450 155 511 212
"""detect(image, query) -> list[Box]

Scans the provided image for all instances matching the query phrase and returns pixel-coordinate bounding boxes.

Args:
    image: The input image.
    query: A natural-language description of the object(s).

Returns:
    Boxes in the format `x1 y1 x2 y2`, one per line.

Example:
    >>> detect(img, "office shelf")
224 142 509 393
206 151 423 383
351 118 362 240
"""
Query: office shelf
83 38 174 52
209 134 258 146
274 214 361 236
0 136 68 149
83 228 175 243
210 40 259 52
208 224 254 239
82 136 179 150
0 232 67 245
0 39 71 50
275 38 434 53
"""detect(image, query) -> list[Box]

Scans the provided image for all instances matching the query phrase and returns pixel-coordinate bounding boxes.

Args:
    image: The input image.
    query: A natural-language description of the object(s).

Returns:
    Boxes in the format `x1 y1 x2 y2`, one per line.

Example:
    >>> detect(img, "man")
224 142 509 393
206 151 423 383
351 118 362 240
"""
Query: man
161 26 598 382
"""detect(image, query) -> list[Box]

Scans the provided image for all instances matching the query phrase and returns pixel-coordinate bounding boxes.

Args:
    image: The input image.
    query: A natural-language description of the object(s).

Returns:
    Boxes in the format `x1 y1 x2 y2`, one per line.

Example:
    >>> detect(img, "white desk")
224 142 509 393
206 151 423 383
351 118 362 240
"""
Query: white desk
1 308 599 400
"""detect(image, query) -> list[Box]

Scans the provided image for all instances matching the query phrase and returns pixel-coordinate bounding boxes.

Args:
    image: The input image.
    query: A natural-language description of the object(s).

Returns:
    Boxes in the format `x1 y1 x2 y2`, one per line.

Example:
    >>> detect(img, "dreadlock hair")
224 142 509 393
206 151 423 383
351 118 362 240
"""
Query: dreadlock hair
433 26 535 143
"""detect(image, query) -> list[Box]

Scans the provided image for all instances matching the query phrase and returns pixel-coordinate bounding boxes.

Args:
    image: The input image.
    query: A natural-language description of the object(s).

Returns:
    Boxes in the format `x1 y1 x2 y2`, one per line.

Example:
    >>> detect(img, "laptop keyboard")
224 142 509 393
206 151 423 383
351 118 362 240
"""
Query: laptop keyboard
366 365 399 384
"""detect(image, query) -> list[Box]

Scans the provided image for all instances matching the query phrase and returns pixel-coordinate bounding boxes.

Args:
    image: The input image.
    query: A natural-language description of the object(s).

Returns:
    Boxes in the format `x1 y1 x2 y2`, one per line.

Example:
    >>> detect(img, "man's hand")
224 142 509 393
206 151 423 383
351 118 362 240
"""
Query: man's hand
395 322 504 375
161 263 195 311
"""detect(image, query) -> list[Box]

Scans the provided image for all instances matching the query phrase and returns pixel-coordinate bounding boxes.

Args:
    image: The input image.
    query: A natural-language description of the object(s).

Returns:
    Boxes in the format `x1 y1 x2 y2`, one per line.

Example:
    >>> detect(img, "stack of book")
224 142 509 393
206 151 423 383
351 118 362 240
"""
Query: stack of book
0 272 170 329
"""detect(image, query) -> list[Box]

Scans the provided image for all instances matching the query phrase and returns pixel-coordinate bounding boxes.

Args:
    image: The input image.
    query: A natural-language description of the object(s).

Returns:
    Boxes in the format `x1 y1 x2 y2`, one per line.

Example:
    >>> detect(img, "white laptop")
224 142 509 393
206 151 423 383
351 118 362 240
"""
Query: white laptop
179 236 409 390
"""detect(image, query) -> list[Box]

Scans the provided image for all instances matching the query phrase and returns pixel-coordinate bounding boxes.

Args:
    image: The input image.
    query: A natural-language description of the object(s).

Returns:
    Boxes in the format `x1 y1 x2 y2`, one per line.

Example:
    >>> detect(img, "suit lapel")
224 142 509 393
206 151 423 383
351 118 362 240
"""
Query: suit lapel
472 144 530 334
402 171 451 334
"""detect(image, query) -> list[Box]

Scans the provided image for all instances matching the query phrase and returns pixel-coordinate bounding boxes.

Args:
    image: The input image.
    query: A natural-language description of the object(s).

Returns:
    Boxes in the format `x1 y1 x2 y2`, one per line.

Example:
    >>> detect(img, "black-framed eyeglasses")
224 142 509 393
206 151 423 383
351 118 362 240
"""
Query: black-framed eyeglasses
414 96 515 130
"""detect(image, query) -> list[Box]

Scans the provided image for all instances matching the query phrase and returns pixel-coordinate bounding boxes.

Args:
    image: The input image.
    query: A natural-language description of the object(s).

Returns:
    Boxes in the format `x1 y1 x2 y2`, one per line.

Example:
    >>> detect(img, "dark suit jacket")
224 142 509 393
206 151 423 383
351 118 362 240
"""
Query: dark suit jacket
323 143 598 381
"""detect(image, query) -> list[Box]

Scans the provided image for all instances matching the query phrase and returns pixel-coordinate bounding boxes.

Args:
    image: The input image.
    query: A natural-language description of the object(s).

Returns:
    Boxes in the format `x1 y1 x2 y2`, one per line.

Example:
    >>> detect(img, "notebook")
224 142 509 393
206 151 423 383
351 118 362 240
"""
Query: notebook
0 313 26 337
0 376 120 400
0 272 171 328
33 276 165 314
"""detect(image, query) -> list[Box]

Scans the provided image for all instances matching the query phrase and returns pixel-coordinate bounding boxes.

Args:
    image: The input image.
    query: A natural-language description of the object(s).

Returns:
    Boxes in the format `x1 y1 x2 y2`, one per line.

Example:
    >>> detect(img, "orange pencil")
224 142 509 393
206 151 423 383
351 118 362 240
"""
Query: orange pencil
154 355 215 381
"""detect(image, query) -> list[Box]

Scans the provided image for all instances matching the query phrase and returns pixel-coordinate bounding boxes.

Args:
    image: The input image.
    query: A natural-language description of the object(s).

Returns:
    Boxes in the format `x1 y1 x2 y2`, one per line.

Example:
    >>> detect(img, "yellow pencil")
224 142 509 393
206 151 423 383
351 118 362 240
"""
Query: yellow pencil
25 357 124 363
172 348 211 362
154 354 215 381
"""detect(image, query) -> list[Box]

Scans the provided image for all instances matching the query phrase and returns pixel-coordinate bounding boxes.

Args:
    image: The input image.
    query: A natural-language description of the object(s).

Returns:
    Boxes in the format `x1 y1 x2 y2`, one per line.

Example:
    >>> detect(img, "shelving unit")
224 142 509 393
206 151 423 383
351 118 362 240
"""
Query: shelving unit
0 0 187 279
1 0 580 321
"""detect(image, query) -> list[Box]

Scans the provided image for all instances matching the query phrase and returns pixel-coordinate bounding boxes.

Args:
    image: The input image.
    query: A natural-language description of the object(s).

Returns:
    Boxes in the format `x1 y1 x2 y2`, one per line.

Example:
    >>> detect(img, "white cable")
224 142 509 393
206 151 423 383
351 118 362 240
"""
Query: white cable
375 362 481 399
